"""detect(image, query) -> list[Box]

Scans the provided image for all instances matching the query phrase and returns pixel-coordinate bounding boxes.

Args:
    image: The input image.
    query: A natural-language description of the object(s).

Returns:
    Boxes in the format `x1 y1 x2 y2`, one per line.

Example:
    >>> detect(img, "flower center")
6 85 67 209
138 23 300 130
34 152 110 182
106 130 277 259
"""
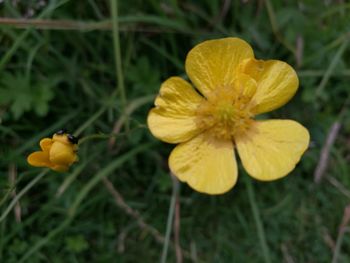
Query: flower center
195 85 255 140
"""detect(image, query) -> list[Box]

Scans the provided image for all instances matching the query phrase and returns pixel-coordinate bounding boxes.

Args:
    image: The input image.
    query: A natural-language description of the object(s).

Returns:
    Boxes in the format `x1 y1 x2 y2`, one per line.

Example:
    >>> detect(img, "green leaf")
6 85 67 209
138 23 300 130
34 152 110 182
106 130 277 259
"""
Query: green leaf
10 92 32 119
65 235 89 253
32 84 54 116
0 72 56 119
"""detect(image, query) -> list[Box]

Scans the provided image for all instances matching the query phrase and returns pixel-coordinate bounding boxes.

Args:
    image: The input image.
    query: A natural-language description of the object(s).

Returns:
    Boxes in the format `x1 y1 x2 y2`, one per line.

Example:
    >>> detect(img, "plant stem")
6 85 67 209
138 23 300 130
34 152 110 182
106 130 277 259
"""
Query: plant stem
110 0 127 121
264 0 296 55
245 178 272 263
0 169 49 223
315 38 349 97
161 175 179 263
331 228 349 263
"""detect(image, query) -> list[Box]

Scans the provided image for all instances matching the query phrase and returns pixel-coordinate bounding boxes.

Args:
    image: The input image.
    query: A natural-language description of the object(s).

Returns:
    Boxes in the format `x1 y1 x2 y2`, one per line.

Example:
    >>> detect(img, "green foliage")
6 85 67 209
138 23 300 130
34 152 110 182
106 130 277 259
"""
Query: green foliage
0 0 349 262
65 235 89 253
126 56 161 95
0 72 55 119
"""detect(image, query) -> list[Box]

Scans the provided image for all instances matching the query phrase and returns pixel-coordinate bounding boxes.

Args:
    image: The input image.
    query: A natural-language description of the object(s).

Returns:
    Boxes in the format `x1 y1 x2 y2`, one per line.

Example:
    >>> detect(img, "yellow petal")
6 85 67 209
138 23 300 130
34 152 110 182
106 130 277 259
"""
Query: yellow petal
185 37 254 98
238 58 298 114
52 134 70 144
236 120 310 181
27 151 51 167
49 142 77 166
169 131 237 194
51 164 69 172
147 77 204 143
233 73 258 101
39 138 53 152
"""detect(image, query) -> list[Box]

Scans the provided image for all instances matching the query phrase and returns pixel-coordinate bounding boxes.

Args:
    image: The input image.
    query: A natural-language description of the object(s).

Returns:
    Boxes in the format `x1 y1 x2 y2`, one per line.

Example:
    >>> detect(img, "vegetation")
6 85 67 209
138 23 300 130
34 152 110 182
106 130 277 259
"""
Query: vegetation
0 0 349 262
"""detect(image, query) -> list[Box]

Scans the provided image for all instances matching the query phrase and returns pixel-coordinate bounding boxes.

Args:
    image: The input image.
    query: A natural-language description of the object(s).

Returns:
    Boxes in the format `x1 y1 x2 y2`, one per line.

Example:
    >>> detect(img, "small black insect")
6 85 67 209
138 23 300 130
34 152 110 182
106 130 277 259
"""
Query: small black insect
56 129 67 135
67 134 79 144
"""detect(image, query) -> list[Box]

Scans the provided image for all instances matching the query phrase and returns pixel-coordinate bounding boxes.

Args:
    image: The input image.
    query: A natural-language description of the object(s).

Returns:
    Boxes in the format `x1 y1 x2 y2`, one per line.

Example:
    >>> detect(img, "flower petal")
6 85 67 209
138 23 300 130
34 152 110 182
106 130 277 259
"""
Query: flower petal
40 138 53 152
51 164 69 172
185 37 254 98
148 77 204 144
49 142 77 166
238 58 298 114
234 73 258 99
27 151 51 167
236 120 310 181
169 131 237 194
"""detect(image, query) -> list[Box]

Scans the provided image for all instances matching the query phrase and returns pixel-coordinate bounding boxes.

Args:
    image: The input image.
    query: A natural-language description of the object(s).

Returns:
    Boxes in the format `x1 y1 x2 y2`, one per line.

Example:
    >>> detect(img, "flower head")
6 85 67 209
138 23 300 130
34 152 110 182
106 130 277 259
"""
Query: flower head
27 130 79 172
148 37 310 195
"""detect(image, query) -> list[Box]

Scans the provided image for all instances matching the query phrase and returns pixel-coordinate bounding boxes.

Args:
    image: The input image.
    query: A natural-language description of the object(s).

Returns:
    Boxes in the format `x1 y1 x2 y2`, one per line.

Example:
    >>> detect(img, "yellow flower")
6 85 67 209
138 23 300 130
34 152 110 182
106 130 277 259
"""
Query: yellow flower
27 130 79 172
147 37 310 195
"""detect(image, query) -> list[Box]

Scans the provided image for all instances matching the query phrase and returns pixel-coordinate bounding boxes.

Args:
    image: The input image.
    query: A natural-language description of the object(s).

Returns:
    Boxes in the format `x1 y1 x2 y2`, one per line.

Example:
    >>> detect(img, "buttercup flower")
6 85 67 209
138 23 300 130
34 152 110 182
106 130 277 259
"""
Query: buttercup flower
27 130 79 172
148 37 310 195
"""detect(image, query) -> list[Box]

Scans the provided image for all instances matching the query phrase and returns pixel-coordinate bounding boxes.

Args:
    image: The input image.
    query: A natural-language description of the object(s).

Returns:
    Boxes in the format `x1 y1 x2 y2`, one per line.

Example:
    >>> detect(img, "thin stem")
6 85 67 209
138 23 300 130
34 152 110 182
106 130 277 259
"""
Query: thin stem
102 177 193 259
298 69 350 77
174 178 182 263
316 38 349 97
331 228 350 263
78 125 147 145
0 0 70 71
109 94 155 148
18 218 72 263
161 175 179 263
68 143 152 217
0 169 49 223
74 106 107 137
0 17 111 30
245 178 272 263
102 177 165 244
0 16 189 32
110 0 127 119
303 32 350 65
8 164 21 222
332 204 350 263
78 133 115 145
55 158 96 198
264 0 296 55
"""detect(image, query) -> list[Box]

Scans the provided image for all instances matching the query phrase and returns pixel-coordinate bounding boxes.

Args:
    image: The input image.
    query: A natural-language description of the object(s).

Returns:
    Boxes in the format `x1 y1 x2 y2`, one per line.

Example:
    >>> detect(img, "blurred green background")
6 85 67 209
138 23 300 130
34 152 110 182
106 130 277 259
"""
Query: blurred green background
1 0 350 262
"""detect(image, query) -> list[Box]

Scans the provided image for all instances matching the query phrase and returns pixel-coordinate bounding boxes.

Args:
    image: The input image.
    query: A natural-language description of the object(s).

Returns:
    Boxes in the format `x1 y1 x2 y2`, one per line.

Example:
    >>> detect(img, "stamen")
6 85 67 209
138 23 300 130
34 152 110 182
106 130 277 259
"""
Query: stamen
195 84 255 140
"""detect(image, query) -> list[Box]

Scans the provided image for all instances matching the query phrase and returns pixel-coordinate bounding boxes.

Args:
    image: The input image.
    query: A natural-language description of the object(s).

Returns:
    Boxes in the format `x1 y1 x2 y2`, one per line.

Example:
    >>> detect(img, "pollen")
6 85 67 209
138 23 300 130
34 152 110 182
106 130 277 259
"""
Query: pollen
195 84 255 140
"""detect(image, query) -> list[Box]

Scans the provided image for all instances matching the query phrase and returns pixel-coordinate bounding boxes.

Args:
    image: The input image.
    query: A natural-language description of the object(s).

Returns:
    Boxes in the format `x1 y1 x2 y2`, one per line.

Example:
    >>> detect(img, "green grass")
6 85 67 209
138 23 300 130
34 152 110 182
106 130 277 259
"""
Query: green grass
1 0 350 262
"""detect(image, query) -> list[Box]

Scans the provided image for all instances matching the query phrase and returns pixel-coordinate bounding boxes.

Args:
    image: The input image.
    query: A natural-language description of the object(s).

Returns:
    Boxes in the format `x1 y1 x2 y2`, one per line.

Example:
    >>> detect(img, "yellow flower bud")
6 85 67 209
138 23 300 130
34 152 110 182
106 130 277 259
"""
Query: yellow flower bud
27 132 78 172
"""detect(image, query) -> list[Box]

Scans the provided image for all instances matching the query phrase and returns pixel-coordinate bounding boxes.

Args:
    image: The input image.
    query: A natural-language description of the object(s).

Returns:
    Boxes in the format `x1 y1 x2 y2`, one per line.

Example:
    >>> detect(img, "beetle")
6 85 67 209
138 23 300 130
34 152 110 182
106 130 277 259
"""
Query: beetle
55 129 79 144
67 134 79 144
56 129 67 135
